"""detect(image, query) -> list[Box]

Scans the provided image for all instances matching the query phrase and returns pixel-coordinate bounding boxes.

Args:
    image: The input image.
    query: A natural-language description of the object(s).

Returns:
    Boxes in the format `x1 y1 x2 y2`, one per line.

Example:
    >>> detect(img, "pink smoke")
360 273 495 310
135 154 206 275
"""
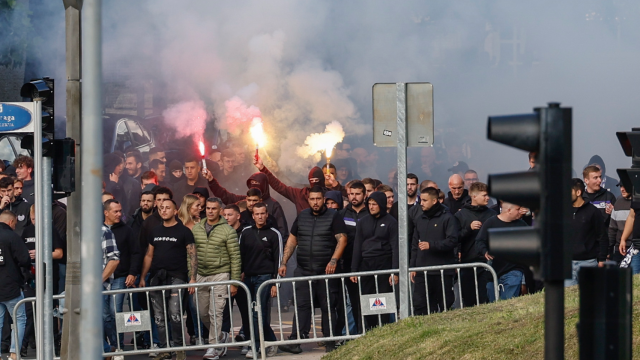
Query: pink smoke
221 96 262 135
162 100 208 138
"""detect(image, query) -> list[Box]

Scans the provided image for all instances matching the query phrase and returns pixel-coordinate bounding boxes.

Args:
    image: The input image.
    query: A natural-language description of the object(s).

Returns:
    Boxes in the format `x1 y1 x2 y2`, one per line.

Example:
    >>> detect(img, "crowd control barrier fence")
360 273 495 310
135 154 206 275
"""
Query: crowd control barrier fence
13 279 256 360
255 262 499 360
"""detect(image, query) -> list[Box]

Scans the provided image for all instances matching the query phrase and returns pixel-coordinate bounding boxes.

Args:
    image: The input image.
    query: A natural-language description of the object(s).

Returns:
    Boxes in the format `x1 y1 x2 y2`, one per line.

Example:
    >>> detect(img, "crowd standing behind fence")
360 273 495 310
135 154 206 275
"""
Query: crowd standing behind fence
0 141 635 359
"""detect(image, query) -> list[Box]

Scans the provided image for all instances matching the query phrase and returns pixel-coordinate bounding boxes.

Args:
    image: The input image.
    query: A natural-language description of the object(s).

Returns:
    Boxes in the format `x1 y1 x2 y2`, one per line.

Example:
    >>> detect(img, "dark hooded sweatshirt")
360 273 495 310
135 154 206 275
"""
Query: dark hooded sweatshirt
584 186 616 229
571 201 608 262
324 191 344 210
339 203 369 273
410 202 460 275
351 192 399 271
1 196 31 236
443 189 470 214
109 221 141 279
207 172 289 238
260 166 326 214
454 204 497 263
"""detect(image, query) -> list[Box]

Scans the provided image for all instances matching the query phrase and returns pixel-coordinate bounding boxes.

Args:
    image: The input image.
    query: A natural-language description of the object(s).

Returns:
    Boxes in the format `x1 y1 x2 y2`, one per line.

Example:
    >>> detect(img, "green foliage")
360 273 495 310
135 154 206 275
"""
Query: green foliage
0 0 33 69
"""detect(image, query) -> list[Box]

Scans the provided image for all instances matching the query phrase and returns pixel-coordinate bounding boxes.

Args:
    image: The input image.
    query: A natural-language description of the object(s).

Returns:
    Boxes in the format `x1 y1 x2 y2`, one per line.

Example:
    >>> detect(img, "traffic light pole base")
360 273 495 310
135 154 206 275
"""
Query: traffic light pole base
545 281 565 360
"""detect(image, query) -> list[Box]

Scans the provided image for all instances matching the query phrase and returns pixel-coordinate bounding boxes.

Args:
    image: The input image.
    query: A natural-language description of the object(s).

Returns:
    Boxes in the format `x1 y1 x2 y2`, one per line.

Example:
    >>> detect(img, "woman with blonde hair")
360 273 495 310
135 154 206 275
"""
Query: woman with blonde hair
178 194 202 230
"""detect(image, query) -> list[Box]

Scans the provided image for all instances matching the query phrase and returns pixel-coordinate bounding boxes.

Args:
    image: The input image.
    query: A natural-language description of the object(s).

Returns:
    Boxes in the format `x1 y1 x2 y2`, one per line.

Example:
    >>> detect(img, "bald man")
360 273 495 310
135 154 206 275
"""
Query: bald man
443 174 470 214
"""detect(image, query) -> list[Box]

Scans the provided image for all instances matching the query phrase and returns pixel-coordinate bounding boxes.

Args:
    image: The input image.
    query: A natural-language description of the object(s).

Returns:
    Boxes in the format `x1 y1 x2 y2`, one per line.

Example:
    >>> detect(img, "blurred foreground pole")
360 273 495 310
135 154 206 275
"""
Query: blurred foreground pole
396 83 409 319
60 0 82 359
80 0 103 359
579 265 632 360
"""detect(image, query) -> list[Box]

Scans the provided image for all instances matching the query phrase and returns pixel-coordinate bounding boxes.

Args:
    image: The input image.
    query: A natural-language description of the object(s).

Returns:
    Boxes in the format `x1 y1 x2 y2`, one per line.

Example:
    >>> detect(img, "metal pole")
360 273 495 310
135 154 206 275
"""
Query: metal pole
34 99 45 360
61 1 83 359
544 281 564 360
43 155 54 360
80 0 103 359
396 83 409 319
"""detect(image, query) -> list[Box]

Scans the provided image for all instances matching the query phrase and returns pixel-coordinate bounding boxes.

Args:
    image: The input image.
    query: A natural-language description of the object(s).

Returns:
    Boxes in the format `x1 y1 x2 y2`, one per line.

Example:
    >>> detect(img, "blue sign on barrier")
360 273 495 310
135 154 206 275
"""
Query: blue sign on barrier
0 103 32 132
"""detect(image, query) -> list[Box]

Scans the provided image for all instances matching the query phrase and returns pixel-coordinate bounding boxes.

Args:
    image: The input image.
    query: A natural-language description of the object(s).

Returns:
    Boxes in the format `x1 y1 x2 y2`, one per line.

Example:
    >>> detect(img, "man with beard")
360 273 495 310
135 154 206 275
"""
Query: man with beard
454 182 496 306
0 177 30 236
278 187 348 354
390 173 419 220
139 199 197 360
443 174 470 214
564 178 607 287
253 156 326 215
104 153 140 219
203 171 289 239
410 187 459 314
350 191 398 330
173 157 211 207
338 181 369 334
127 192 155 243
125 152 145 183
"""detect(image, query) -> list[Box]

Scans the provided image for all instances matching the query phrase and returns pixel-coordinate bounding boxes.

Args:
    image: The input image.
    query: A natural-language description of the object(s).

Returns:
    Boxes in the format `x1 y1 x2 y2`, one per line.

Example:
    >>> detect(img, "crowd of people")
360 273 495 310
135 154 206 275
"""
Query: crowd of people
0 140 635 360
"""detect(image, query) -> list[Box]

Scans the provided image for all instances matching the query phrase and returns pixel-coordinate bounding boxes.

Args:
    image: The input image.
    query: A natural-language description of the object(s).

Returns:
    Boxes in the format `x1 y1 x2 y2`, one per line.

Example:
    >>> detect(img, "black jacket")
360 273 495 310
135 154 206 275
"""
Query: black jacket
127 208 147 243
475 215 529 277
571 201 607 262
339 204 370 272
351 211 399 271
22 179 34 205
443 189 470 214
238 220 283 278
105 175 140 220
410 202 460 274
584 187 616 228
110 221 141 278
455 204 497 262
0 223 30 302
173 176 211 208
1 197 31 237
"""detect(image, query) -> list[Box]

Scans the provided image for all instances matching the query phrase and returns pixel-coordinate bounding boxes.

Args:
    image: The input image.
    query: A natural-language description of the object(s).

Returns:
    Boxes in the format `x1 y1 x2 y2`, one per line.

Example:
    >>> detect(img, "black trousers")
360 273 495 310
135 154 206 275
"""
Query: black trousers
459 267 488 307
359 256 393 331
413 273 454 315
289 268 338 339
221 288 250 336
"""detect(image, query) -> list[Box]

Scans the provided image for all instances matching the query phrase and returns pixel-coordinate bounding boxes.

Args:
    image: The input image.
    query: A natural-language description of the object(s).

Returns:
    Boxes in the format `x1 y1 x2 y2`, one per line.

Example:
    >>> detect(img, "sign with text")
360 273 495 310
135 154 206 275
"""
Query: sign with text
372 83 434 147
0 102 35 133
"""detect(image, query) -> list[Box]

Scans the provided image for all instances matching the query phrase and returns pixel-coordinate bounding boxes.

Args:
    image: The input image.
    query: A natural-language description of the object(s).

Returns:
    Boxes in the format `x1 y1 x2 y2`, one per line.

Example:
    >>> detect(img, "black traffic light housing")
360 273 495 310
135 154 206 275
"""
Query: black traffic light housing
19 77 54 156
52 138 76 193
486 103 572 281
616 128 640 247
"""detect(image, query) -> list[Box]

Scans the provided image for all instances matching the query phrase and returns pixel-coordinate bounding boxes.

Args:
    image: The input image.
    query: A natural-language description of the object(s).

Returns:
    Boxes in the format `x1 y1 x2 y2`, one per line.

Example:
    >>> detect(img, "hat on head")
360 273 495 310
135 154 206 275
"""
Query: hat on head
192 187 209 199
169 160 183 172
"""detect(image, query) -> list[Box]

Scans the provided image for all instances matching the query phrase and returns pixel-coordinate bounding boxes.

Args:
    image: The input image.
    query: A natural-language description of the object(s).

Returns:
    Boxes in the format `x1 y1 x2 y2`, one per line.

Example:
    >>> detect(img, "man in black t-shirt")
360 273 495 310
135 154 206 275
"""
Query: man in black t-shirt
139 199 197 360
278 187 348 354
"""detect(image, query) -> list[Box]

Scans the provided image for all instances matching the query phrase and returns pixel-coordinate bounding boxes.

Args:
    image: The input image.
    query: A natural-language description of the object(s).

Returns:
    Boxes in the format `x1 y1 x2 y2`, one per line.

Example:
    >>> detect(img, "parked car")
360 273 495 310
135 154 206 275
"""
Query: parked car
103 114 156 159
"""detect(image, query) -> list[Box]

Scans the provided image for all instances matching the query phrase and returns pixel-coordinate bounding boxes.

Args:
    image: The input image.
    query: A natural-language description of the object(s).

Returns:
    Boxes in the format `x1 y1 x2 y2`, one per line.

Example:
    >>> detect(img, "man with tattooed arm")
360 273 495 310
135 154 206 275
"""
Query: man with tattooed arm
139 199 198 360
277 186 348 354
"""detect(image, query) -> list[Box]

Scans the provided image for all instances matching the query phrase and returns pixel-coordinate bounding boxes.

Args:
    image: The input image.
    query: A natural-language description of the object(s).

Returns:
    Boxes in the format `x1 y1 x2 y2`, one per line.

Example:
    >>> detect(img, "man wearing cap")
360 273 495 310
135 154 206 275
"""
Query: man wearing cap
350 191 398 330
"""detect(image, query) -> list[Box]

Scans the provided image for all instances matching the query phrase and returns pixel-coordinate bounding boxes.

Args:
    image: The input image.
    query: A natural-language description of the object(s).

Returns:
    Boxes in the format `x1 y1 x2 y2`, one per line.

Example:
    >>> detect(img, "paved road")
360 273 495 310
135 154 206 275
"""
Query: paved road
20 305 330 360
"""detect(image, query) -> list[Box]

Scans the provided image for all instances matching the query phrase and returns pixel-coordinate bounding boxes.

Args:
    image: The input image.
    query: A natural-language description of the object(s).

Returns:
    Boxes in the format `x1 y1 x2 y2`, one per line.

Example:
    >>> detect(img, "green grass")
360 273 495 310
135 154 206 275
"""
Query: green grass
323 276 640 360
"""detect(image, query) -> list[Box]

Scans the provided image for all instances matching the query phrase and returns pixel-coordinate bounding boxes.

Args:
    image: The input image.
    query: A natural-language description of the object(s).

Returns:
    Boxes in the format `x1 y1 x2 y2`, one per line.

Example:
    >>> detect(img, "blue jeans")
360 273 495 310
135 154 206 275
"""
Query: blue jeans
630 253 640 275
105 277 128 349
565 259 598 287
0 292 26 355
103 282 118 347
244 274 276 349
487 270 523 302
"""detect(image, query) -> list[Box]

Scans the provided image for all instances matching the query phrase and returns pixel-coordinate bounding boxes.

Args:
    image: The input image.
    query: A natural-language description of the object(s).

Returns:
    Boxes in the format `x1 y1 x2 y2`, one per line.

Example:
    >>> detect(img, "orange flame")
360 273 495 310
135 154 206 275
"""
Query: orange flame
250 117 266 148
198 141 205 157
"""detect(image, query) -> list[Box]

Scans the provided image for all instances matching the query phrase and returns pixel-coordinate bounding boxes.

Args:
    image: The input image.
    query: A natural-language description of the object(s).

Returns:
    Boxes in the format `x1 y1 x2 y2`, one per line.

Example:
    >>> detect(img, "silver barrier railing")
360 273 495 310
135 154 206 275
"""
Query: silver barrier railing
13 279 256 360
255 262 499 360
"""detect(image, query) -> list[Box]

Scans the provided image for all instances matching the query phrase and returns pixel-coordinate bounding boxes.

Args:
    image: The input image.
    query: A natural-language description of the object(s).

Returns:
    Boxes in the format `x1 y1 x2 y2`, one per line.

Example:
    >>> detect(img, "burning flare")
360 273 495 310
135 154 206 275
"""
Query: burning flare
250 117 266 148
296 121 345 161
198 140 207 172
198 141 206 157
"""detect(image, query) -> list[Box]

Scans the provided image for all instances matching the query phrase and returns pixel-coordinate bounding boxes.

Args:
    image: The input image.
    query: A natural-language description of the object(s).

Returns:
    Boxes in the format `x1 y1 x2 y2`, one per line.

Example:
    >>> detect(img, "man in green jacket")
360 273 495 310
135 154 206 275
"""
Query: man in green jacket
192 197 242 360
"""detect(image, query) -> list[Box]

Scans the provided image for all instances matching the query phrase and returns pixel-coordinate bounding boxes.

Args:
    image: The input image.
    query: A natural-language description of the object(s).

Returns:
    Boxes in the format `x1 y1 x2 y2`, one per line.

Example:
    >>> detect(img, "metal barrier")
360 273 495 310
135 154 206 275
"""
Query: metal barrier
255 262 499 360
13 280 256 360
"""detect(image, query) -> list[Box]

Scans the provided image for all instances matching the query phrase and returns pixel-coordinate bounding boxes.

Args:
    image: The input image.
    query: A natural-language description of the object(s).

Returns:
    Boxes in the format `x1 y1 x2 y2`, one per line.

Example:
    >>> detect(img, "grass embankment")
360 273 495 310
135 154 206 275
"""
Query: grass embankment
324 276 640 360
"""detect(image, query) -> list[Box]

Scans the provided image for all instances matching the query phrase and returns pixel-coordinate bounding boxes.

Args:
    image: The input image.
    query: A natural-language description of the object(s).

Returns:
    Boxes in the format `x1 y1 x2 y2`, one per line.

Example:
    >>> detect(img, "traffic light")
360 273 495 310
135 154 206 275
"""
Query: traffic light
19 77 54 156
52 138 76 193
616 128 640 246
486 103 572 281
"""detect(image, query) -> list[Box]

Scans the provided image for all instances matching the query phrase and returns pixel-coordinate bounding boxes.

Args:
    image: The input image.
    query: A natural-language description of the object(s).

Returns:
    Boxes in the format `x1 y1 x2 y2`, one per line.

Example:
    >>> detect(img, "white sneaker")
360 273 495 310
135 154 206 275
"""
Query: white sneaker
203 347 219 360
113 349 125 360
241 346 249 354
266 346 278 357
245 349 255 358
149 343 159 358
